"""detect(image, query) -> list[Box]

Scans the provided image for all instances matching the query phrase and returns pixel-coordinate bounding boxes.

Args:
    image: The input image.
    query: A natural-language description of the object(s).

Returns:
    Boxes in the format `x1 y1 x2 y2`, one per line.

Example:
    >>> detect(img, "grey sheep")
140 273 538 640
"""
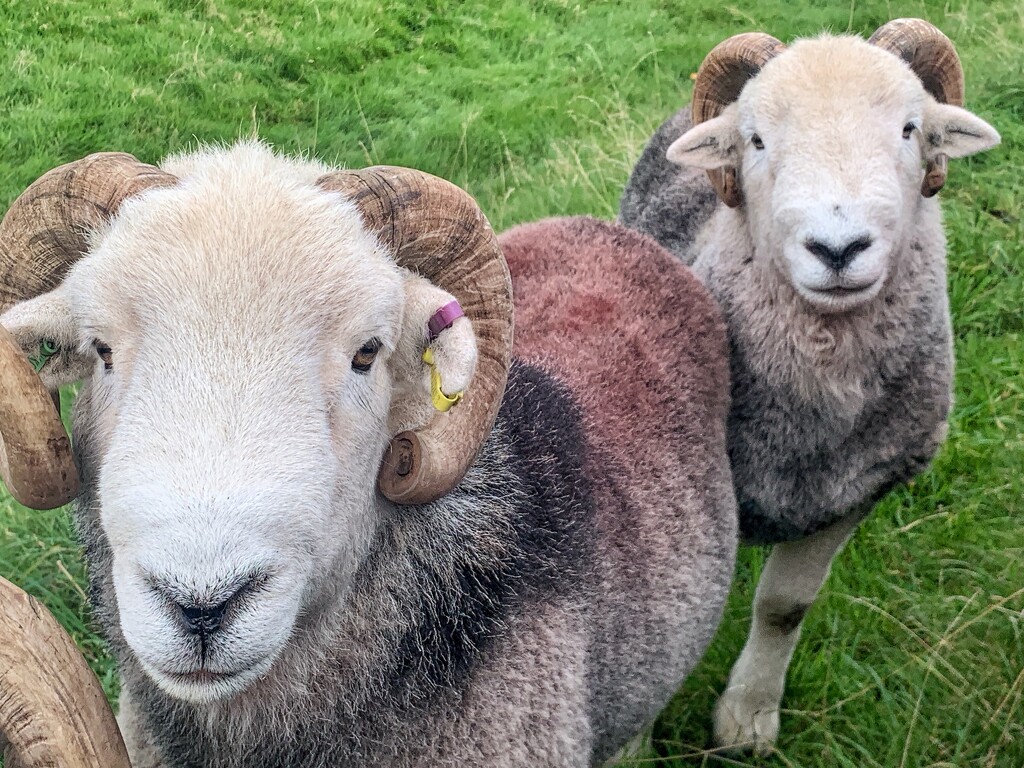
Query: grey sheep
619 19 999 752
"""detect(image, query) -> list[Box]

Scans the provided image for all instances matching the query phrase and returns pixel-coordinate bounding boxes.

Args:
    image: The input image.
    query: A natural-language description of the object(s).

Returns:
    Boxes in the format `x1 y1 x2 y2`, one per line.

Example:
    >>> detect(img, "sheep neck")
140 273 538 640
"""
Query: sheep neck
693 199 949 413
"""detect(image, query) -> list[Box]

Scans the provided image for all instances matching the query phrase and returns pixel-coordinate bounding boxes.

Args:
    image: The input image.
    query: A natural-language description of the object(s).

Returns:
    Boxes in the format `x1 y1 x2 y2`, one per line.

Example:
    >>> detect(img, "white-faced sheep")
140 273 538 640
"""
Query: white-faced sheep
619 18 1000 753
0 144 737 767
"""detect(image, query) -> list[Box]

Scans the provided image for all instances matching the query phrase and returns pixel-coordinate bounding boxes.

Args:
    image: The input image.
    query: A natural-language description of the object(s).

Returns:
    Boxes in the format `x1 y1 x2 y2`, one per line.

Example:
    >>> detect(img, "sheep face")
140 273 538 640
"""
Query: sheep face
0 144 478 704
668 36 999 313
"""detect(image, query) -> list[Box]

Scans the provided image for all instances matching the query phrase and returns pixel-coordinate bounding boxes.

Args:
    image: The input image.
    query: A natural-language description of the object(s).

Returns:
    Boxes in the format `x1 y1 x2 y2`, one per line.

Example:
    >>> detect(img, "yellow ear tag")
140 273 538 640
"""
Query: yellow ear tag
422 347 464 413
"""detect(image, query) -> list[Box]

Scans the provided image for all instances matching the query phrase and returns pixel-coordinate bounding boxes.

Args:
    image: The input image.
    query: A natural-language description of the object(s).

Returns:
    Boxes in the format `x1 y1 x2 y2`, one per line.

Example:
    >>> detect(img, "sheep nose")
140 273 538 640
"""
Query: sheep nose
804 236 873 271
178 600 231 636
150 572 264 636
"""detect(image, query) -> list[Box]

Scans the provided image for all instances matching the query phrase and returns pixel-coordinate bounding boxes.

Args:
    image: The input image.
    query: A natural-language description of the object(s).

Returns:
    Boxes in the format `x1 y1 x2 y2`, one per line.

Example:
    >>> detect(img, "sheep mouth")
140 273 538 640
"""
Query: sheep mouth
798 279 883 313
817 284 873 296
164 668 243 685
145 654 277 701
805 278 880 298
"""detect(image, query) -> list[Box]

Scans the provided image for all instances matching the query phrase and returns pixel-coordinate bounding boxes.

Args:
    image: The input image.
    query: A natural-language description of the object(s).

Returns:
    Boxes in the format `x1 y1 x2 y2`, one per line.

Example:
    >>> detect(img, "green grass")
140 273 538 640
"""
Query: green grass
0 1 1021 766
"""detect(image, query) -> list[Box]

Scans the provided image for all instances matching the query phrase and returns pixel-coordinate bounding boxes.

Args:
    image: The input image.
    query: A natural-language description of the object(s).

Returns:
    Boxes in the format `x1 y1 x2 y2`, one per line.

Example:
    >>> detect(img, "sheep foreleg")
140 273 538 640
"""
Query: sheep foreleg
713 512 862 754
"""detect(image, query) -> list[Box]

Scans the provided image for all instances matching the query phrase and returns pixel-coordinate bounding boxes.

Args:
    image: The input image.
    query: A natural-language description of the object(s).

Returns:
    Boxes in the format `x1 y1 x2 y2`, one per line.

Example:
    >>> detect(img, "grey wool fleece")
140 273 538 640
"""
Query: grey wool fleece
620 108 952 543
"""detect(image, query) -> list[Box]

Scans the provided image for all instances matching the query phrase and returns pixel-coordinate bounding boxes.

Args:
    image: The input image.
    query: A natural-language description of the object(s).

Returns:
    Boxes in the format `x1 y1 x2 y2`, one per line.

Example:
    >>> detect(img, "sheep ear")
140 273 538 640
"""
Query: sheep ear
387 275 478 436
0 289 92 390
666 108 741 170
923 103 1001 160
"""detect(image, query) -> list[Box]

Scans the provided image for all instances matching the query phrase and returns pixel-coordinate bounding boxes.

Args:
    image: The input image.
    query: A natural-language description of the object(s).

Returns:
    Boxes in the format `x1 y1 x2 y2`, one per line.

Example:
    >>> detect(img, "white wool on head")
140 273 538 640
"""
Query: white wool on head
0 140 478 703
667 34 999 314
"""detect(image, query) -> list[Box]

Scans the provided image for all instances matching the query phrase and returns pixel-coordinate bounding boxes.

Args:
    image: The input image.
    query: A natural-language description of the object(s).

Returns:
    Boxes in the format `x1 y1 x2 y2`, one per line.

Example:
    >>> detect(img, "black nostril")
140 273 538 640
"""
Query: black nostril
150 571 266 637
804 236 873 271
179 600 229 636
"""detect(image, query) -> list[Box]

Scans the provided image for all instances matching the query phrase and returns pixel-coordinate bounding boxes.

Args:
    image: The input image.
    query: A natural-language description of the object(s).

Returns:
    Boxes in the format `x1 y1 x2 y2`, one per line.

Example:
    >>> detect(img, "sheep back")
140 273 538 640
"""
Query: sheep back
618 108 718 265
500 216 737 757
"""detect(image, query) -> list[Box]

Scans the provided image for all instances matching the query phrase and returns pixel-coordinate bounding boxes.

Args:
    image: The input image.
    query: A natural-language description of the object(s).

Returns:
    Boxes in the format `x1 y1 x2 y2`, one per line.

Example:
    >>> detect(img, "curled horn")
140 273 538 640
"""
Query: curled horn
0 326 77 509
691 32 786 207
0 575 131 767
0 153 177 509
317 168 513 505
869 18 965 197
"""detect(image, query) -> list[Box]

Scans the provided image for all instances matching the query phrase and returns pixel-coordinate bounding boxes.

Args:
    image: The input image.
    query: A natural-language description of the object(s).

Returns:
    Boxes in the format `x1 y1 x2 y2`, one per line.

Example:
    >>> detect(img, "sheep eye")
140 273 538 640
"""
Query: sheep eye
751 134 765 150
351 338 381 374
902 122 916 139
95 341 113 371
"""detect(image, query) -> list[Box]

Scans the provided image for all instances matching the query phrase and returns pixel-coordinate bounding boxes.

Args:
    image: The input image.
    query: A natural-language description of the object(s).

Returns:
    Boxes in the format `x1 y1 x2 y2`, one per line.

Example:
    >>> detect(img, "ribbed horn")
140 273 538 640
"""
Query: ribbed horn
0 575 131 767
869 18 964 196
691 32 786 207
0 326 77 509
0 153 176 509
317 167 513 505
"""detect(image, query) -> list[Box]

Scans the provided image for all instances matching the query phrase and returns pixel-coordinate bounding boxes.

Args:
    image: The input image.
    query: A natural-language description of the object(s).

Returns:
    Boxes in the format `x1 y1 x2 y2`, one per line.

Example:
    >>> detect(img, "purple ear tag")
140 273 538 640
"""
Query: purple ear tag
427 300 465 341
423 300 467 413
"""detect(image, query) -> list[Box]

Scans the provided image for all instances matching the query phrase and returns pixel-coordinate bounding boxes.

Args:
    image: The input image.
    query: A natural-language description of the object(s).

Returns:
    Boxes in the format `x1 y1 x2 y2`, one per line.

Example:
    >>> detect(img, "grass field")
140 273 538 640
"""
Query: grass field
0 1 1021 766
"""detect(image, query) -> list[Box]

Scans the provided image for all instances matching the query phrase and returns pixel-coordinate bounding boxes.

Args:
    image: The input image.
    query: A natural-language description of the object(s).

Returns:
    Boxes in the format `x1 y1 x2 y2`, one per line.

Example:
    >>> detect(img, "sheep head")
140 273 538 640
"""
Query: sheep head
667 19 1000 312
0 143 512 703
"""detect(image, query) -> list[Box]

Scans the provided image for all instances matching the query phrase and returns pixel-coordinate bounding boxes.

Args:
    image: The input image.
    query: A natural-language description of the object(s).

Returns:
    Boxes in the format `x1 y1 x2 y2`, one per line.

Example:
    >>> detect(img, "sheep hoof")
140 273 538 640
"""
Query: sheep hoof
712 687 780 756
